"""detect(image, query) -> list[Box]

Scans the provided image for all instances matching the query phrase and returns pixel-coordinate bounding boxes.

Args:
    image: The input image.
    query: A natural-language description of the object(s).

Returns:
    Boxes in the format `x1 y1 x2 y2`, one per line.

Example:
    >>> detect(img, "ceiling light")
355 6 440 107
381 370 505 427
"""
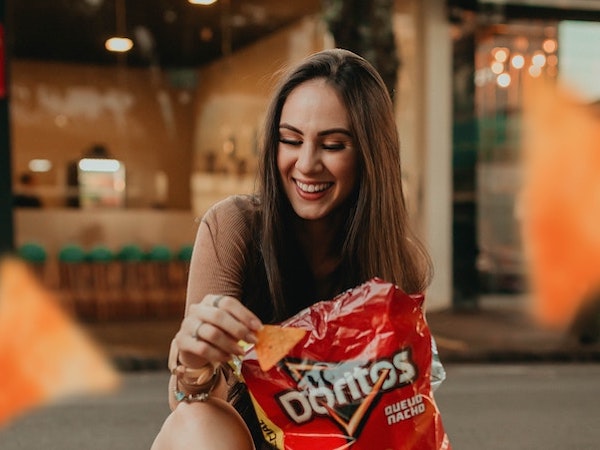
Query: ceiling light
105 37 133 52
496 73 511 88
29 159 53 173
79 158 122 173
105 0 133 53
511 54 525 69
493 47 508 63
188 0 218 5
532 52 546 67
491 61 504 74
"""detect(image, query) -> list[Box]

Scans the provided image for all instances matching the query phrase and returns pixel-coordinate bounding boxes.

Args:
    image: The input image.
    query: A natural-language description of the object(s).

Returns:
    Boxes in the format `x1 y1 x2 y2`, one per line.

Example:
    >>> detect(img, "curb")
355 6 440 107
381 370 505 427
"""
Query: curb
438 348 600 364
109 348 600 373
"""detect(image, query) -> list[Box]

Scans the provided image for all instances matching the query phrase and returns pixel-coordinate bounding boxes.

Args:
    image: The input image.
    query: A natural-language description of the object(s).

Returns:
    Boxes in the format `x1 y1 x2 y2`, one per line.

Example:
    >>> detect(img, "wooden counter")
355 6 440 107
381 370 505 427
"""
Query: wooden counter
14 208 199 257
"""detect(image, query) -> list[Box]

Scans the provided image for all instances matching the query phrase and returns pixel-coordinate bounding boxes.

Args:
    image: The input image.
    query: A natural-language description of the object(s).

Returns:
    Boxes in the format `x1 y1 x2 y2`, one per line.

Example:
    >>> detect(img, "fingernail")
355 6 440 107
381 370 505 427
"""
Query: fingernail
250 319 262 331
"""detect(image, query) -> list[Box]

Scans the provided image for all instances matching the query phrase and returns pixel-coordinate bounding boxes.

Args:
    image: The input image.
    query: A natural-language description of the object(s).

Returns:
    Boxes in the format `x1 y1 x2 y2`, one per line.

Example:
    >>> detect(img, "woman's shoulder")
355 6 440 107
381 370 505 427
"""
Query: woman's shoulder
202 195 260 233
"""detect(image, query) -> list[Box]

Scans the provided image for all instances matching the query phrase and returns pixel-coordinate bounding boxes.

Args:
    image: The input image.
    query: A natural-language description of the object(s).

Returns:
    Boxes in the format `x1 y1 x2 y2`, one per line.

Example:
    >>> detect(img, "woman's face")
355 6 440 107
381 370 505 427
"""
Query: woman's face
277 78 358 222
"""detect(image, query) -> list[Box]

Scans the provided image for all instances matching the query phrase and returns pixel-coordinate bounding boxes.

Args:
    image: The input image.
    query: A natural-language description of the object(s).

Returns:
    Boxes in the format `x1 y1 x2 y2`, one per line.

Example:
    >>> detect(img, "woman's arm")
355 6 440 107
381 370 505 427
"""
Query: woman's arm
167 198 262 410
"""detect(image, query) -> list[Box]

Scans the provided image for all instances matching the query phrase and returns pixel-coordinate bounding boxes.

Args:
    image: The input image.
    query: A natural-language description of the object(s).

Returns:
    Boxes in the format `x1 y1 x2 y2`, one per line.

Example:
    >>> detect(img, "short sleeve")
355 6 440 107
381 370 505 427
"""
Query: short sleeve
184 196 255 314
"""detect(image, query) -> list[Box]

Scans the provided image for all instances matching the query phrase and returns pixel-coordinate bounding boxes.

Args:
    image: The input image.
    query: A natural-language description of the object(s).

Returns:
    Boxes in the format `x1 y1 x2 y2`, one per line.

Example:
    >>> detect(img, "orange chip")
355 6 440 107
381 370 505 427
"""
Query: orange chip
254 325 306 371
0 258 120 426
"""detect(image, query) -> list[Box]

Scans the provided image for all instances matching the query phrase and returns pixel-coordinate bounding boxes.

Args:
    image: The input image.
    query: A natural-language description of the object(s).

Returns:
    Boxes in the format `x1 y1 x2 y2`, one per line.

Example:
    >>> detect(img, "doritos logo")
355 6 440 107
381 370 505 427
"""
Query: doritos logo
274 348 418 438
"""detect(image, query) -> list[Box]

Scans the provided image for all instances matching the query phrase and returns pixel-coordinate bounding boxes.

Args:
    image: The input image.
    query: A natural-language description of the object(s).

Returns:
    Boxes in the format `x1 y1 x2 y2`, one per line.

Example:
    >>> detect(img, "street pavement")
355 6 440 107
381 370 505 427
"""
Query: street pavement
2 364 599 449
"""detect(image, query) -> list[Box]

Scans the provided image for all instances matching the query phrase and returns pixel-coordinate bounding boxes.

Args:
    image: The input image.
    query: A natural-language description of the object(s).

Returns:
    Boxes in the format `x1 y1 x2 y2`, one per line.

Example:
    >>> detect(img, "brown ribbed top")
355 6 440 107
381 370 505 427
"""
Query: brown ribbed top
185 195 256 314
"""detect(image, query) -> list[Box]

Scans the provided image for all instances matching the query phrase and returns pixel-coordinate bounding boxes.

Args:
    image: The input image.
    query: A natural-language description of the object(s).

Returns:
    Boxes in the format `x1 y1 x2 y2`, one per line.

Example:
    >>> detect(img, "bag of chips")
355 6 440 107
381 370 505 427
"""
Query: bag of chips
241 278 451 449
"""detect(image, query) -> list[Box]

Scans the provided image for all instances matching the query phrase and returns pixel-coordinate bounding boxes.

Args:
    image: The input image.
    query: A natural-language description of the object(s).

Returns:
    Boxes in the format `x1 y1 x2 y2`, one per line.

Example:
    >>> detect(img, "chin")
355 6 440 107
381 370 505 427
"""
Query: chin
294 212 325 221
290 206 327 221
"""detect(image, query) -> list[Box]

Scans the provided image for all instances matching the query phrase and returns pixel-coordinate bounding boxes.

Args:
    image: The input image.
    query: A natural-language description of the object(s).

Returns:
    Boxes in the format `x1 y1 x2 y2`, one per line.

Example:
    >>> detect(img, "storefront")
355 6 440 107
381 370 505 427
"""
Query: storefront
449 0 600 304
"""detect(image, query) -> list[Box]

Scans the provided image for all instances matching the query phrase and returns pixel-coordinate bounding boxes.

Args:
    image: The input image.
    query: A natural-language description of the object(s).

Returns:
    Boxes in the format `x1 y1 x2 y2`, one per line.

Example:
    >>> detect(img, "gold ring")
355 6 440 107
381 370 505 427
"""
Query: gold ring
212 295 224 308
194 322 204 340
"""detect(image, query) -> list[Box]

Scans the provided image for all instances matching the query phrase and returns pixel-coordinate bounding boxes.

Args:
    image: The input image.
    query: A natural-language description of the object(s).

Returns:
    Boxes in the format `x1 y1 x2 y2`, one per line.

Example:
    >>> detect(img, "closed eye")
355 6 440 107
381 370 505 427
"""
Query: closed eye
322 142 347 151
279 137 302 146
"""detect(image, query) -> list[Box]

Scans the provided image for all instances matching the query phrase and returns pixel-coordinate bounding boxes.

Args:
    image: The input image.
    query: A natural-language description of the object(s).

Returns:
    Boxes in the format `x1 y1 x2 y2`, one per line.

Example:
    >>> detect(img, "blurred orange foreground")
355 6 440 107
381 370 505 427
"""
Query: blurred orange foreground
0 257 120 426
520 79 600 330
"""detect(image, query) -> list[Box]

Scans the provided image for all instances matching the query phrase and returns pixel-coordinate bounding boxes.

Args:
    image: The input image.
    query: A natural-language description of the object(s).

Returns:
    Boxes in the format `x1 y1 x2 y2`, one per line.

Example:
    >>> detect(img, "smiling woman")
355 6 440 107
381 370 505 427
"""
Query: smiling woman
151 48 434 450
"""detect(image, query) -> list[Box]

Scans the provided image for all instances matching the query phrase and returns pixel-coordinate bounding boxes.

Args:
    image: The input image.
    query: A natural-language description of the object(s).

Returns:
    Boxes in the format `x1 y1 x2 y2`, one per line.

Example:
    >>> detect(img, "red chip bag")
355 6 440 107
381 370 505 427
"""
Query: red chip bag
241 278 451 449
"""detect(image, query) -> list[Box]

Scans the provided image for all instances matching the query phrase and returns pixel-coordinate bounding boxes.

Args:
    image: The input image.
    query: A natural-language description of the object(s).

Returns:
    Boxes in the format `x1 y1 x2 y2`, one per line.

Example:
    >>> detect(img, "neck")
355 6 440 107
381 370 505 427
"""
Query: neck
292 213 345 275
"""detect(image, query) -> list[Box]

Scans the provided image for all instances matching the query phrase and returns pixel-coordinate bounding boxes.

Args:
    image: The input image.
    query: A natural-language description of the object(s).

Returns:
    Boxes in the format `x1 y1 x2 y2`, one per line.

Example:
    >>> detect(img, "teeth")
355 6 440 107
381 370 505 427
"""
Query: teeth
296 181 330 193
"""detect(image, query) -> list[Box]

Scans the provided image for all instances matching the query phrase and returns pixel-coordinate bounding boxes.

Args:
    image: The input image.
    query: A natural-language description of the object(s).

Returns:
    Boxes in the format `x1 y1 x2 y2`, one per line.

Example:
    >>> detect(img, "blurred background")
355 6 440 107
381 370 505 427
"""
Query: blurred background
2 2 600 448
1 0 600 325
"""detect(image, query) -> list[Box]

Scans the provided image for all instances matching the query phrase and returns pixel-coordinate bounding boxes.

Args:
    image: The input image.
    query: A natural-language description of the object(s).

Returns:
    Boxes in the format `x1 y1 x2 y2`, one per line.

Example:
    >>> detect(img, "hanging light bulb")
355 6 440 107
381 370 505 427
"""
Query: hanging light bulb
105 0 133 53
188 0 218 5
105 37 133 52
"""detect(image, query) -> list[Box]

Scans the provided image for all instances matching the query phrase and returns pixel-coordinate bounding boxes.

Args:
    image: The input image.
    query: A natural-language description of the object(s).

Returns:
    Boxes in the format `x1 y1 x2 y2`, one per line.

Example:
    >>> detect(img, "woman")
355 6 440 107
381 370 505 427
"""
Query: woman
152 48 433 450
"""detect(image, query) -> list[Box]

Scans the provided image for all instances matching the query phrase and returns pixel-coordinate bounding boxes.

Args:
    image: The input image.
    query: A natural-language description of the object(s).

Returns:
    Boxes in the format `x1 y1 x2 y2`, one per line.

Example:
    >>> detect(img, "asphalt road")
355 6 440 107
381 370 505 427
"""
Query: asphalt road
435 364 600 450
1 364 599 449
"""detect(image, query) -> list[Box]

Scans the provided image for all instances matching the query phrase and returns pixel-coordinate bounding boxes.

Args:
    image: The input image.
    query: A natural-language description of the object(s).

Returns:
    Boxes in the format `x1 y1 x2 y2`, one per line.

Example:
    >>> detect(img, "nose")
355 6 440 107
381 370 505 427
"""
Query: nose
295 143 323 174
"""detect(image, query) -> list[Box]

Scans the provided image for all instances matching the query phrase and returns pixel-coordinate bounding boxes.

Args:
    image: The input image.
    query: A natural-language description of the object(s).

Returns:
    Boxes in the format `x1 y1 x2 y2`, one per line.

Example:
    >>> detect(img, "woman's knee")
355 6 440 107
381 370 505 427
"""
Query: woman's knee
152 399 254 450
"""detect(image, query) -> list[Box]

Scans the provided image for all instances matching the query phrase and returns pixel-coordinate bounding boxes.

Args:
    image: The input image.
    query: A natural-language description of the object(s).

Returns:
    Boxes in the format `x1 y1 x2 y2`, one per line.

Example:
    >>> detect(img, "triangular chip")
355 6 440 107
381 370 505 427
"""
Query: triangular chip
0 257 120 426
520 79 600 329
254 325 306 371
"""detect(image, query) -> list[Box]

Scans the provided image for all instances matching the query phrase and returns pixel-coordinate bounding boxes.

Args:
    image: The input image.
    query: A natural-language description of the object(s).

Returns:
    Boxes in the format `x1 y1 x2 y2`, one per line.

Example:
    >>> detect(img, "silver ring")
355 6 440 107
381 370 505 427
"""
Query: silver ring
194 321 204 340
212 295 224 308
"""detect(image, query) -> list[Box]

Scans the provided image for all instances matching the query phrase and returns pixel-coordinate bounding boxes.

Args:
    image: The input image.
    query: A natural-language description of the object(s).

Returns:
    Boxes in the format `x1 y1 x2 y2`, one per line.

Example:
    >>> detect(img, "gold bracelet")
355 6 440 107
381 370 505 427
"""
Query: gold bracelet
171 363 214 386
173 365 220 403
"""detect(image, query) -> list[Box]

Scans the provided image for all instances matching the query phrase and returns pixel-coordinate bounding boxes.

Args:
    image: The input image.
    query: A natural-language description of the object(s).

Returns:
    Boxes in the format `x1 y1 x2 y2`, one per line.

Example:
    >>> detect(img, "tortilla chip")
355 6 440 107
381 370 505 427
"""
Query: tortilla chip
0 257 120 426
255 325 306 371
520 79 600 328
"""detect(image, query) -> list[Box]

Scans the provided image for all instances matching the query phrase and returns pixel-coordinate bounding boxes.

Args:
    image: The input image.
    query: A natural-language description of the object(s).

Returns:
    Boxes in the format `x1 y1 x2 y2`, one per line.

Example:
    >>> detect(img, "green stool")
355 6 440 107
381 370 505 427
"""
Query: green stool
87 245 117 320
87 245 114 263
18 242 47 282
117 244 146 318
171 244 193 317
145 245 173 318
58 244 86 263
57 244 90 317
18 242 47 263
146 245 172 262
177 244 194 262
117 244 145 262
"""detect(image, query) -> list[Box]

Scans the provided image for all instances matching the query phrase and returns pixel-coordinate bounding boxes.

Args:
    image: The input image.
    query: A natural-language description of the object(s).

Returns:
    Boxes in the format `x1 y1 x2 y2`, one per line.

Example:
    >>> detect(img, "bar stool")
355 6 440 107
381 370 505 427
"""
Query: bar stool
170 244 193 317
116 244 145 319
144 245 172 318
87 245 118 321
17 242 47 283
57 244 90 317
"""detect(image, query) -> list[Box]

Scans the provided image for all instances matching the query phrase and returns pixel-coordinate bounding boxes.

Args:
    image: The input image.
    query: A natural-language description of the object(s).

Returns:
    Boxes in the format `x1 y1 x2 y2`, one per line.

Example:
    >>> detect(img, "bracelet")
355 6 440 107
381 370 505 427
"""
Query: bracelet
173 365 220 403
171 363 215 387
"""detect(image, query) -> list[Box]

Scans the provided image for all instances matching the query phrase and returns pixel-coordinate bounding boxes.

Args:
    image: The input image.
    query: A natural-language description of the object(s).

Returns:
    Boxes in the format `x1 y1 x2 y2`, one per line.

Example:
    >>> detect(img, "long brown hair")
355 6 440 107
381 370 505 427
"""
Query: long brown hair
257 48 432 320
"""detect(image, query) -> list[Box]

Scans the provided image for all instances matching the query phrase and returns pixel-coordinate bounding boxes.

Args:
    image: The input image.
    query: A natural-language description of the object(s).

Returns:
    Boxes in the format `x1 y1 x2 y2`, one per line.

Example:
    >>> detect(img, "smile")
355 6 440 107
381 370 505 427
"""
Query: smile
295 180 332 193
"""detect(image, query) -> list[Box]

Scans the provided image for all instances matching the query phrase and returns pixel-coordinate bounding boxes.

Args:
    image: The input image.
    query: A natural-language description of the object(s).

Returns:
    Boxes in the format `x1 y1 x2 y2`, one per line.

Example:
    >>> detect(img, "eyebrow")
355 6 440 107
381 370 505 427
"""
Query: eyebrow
279 123 352 137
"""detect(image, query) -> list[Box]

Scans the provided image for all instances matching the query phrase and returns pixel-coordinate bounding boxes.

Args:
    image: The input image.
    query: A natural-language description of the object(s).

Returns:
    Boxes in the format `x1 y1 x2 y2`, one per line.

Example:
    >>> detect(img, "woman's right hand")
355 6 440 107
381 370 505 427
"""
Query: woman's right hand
174 294 263 368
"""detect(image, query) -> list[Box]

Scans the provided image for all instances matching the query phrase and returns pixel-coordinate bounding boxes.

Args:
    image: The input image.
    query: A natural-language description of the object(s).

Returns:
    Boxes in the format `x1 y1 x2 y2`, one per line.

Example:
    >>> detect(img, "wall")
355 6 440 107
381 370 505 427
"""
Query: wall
189 16 327 216
416 0 453 311
11 62 195 209
15 208 197 257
